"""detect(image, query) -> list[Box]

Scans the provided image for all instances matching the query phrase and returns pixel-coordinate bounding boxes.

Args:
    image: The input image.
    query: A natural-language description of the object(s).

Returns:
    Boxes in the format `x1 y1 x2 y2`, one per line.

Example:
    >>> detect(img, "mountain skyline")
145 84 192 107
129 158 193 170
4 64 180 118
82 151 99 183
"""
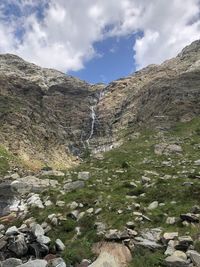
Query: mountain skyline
0 0 200 83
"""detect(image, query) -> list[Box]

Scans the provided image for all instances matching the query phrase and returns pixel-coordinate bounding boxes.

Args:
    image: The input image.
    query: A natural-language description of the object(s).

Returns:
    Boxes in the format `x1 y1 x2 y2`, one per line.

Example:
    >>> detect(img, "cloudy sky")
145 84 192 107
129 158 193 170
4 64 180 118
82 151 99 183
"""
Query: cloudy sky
0 0 200 83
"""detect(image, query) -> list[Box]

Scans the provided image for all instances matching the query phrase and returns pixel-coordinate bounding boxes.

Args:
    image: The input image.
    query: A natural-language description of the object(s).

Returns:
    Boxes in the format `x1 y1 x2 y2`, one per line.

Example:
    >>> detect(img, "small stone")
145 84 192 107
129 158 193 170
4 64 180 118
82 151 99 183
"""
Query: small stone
95 208 102 215
126 222 135 229
166 217 176 225
163 232 179 242
0 224 5 232
56 201 65 207
87 208 94 214
78 172 90 181
6 226 19 235
194 159 200 166
68 201 79 209
55 239 65 251
148 201 159 210
31 224 45 237
37 235 51 245
47 258 66 267
141 176 151 184
44 200 53 207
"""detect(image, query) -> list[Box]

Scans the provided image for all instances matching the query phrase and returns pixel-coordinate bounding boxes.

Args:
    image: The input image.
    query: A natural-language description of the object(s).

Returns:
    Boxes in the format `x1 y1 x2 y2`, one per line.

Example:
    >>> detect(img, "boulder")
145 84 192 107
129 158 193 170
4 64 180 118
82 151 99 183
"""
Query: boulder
154 144 182 155
163 232 179 243
11 176 58 194
1 258 22 267
5 226 19 236
31 224 45 237
8 234 28 256
37 235 51 245
63 181 85 192
89 242 132 267
188 250 200 266
180 213 199 223
134 237 162 250
78 172 90 181
18 260 47 267
164 253 189 267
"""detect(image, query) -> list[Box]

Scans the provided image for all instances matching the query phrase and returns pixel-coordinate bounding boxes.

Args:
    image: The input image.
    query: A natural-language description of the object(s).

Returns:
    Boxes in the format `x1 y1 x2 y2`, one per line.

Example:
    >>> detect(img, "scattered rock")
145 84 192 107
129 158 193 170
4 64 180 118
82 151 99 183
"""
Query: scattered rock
90 242 132 267
188 250 200 266
148 201 159 210
55 239 65 251
180 213 199 223
1 258 22 267
63 181 85 192
6 226 19 236
78 172 90 181
8 234 28 256
31 224 45 237
47 258 66 267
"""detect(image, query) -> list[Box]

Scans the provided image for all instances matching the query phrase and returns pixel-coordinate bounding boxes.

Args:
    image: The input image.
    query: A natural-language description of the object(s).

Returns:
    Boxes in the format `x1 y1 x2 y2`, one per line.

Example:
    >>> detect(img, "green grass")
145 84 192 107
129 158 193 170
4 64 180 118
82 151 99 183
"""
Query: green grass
129 247 165 267
24 117 200 266
0 145 17 176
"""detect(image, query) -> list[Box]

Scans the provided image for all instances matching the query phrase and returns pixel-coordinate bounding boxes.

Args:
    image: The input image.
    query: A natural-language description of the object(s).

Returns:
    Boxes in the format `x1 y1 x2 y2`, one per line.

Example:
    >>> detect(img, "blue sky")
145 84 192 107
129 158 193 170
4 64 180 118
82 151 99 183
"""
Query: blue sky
69 35 138 84
0 0 199 84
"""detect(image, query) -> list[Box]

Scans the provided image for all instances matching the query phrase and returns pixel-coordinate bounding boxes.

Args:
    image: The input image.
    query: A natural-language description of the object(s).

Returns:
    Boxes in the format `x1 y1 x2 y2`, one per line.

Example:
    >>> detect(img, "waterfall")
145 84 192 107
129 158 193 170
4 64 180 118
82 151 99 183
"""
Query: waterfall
86 105 96 145
85 88 106 146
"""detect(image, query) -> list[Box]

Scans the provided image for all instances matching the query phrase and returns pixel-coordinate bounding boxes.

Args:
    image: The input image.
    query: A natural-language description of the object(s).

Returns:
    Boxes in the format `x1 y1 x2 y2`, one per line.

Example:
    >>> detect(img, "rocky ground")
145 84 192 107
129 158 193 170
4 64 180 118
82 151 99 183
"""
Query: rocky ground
1 117 200 266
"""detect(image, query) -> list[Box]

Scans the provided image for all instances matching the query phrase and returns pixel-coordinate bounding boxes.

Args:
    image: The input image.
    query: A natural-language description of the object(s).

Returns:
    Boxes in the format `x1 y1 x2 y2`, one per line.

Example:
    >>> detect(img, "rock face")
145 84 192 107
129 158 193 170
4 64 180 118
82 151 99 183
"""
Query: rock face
0 40 200 167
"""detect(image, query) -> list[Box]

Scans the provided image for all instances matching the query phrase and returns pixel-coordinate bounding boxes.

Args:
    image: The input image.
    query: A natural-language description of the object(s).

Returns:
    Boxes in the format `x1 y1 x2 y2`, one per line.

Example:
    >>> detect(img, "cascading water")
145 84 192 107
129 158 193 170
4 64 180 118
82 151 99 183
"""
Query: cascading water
86 105 96 145
85 89 105 146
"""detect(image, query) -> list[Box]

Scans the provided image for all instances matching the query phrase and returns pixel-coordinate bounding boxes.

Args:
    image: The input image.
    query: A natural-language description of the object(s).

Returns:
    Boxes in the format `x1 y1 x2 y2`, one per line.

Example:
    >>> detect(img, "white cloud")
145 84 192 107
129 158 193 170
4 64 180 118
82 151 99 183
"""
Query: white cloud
0 0 199 72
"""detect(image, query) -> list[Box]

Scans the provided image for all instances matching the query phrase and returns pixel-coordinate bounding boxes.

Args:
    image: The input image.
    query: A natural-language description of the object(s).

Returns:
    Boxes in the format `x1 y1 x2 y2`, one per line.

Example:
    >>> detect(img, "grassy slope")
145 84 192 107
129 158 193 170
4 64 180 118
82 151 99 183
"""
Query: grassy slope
12 117 200 265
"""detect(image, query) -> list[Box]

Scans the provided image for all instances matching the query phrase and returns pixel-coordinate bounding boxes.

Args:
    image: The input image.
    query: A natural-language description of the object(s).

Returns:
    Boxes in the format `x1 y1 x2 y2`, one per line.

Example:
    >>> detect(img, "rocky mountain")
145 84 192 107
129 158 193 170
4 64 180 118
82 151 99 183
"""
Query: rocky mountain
0 40 200 267
0 40 200 168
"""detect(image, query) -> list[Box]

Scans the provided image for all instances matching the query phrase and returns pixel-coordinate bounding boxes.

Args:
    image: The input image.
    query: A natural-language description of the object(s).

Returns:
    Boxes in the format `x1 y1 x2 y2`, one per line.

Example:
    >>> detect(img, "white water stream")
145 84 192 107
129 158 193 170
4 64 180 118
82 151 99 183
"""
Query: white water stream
86 90 105 146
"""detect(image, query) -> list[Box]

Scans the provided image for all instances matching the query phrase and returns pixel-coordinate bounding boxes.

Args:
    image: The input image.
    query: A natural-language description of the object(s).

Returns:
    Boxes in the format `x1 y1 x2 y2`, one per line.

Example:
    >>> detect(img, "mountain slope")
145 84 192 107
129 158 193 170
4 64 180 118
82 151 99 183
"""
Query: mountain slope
0 40 199 168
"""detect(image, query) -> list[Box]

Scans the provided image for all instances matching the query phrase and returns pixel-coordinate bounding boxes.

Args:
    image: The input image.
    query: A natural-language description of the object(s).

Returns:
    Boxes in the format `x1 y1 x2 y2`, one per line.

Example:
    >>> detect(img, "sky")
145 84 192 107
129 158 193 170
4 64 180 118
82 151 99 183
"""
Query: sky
0 0 199 84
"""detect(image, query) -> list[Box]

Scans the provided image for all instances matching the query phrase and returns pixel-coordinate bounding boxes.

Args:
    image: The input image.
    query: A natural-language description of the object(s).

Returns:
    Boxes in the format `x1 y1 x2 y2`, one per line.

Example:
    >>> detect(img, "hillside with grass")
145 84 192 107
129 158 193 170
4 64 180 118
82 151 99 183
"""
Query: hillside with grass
1 117 200 266
0 40 200 267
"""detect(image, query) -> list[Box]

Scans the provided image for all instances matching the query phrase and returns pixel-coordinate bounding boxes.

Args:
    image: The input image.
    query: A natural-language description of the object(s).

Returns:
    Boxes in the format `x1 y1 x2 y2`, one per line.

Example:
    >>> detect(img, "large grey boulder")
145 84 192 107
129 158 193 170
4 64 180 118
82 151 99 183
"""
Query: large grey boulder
8 234 28 256
63 181 85 192
11 176 59 194
164 254 189 267
154 144 182 155
188 250 200 266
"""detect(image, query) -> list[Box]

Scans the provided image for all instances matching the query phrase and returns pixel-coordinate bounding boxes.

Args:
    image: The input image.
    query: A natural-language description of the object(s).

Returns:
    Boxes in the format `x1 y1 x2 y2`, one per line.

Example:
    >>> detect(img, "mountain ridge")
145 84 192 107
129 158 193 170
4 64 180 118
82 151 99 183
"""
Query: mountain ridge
0 40 199 168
